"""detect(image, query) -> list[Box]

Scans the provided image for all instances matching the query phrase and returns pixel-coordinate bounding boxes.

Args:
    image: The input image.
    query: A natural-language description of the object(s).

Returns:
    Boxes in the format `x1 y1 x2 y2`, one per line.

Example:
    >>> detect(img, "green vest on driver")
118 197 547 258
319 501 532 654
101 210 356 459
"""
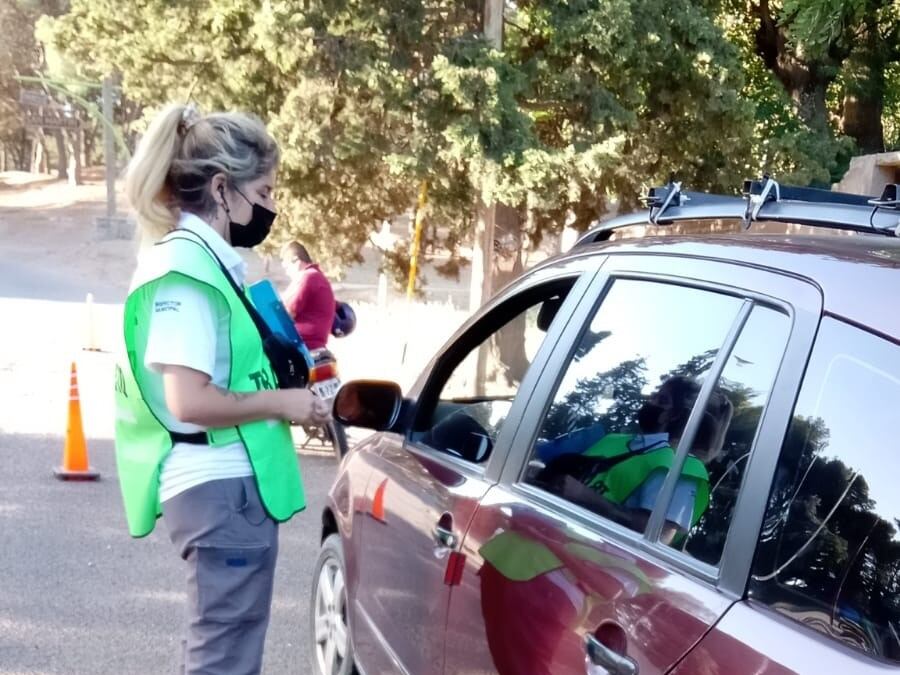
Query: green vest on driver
114 231 305 538
583 433 709 529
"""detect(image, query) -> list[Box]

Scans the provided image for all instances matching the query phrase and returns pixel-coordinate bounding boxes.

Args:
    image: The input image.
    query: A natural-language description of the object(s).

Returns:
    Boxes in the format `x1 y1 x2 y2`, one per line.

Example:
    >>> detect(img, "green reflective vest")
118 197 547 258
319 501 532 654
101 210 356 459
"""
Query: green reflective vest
584 434 709 528
114 231 305 538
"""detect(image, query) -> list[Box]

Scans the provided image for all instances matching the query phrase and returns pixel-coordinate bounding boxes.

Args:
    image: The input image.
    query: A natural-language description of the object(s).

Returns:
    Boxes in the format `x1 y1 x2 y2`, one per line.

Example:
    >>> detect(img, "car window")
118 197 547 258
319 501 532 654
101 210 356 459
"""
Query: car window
670 306 790 564
441 303 546 401
413 278 576 464
524 278 745 543
749 318 900 663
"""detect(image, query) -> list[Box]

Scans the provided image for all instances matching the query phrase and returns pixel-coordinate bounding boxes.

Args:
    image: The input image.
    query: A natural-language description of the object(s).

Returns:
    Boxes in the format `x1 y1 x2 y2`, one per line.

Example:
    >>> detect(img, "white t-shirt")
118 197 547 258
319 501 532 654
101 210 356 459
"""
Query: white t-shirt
624 470 698 533
620 433 698 532
141 213 253 503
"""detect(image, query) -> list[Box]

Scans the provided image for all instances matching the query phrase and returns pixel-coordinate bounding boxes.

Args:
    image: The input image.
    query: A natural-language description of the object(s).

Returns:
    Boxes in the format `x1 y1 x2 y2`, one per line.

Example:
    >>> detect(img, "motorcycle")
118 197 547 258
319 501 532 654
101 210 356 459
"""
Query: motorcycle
298 300 356 459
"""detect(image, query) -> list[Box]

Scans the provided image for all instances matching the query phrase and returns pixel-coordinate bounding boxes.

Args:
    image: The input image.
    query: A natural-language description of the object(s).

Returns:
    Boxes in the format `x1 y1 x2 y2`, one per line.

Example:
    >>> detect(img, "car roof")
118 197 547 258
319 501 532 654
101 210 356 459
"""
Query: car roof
565 232 900 341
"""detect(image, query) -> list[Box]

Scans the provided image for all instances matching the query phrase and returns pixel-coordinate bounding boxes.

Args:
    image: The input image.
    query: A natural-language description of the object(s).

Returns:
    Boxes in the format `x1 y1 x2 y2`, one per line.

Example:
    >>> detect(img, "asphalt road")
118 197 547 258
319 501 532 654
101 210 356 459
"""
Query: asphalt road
0 431 337 675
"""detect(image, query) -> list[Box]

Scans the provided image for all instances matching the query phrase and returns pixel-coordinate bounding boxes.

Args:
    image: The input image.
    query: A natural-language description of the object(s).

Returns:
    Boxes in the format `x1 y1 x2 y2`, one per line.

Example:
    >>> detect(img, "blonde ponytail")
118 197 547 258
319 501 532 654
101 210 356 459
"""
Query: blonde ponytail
125 104 185 245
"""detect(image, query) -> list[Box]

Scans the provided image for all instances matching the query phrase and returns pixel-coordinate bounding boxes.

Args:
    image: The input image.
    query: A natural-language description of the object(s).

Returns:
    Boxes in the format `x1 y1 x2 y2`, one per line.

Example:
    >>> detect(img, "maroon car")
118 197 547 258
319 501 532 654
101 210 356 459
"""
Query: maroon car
309 179 900 675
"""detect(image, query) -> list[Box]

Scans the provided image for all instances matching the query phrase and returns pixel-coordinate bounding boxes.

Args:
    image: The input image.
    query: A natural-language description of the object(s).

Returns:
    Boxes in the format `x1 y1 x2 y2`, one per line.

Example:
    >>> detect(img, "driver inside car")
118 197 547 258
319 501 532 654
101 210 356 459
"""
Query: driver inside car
541 376 733 544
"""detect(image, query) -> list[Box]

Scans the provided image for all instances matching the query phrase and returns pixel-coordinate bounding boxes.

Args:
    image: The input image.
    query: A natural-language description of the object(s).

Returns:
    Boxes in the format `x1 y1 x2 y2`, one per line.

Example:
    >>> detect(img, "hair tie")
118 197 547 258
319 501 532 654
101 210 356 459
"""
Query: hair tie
177 103 201 136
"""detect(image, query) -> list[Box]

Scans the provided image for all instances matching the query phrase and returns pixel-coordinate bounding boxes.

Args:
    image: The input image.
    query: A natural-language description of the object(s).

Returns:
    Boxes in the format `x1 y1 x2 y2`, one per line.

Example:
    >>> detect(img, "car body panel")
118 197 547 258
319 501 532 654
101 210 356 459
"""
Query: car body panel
441 253 823 674
345 260 603 674
575 234 900 339
497 253 824 590
443 485 734 675
320 434 383 675
350 433 492 675
322 225 899 675
671 601 900 675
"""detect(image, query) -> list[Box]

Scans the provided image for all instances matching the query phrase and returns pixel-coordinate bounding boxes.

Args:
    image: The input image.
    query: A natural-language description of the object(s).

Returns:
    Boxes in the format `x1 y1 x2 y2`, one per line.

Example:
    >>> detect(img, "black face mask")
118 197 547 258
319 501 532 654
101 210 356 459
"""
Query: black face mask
224 187 277 248
637 402 665 433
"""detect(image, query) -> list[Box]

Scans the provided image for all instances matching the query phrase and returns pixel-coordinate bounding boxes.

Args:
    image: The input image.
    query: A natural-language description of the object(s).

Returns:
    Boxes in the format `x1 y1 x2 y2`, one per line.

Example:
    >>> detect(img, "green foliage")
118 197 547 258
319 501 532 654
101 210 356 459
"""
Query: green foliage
885 64 900 150
36 0 895 283
746 0 900 154
724 10 856 185
0 0 40 165
42 0 759 277
0 1 101 170
780 0 865 56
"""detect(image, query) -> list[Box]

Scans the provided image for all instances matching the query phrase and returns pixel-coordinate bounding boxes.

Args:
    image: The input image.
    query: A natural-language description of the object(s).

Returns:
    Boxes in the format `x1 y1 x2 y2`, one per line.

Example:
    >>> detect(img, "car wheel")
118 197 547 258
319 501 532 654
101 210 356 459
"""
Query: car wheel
310 534 355 675
327 420 349 459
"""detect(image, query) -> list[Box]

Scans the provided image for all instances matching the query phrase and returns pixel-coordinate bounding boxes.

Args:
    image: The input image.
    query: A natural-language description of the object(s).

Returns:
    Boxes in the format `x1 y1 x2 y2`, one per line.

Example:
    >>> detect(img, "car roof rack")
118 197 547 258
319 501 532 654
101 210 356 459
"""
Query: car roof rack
642 180 687 225
576 176 900 247
741 176 876 222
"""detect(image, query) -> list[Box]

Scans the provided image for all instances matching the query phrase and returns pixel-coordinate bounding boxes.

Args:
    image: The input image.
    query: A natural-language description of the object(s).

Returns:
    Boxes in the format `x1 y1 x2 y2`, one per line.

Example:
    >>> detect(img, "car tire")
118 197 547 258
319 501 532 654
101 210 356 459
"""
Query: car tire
327 420 349 459
310 533 355 675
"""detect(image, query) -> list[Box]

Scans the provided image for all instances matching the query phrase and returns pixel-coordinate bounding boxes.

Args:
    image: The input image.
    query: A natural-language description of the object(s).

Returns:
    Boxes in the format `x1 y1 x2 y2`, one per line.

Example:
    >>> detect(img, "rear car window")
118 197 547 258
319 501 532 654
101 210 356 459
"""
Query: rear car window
749 318 900 662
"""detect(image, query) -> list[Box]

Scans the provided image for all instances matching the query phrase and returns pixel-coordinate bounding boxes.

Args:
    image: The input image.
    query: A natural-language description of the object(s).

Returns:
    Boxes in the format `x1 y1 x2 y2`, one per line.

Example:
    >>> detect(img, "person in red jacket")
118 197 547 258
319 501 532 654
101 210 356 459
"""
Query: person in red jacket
280 241 335 350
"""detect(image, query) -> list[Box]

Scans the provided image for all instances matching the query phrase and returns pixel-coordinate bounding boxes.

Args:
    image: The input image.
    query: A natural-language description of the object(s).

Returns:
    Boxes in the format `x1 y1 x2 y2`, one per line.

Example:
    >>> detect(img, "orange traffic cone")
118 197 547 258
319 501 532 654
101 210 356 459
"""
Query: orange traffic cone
54 362 100 481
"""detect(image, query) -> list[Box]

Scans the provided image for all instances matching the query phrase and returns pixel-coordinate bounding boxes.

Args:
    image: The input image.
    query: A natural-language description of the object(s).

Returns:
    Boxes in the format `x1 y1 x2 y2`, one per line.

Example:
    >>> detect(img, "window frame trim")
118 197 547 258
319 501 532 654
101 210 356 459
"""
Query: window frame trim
496 253 823 595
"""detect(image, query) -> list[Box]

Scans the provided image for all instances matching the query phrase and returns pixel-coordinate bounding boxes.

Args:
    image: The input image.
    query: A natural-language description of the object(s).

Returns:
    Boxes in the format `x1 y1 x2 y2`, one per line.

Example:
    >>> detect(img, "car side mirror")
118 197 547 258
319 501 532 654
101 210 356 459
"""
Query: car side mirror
537 295 564 332
333 380 404 431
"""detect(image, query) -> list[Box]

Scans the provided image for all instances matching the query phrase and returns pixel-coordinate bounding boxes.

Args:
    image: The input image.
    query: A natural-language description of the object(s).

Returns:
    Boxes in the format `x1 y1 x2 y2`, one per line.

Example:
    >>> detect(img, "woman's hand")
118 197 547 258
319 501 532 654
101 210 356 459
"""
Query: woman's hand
277 389 331 426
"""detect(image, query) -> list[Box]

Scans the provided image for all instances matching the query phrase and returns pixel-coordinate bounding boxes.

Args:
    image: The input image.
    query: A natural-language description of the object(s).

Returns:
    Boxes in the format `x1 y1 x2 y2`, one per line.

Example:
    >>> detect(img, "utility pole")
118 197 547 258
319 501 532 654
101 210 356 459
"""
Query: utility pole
407 182 428 300
102 76 116 221
469 0 503 313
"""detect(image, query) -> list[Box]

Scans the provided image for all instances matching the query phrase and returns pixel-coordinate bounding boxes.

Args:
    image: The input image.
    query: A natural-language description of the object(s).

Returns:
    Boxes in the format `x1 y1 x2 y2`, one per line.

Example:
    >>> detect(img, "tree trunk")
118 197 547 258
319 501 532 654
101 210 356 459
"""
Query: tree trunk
54 129 68 180
34 129 49 174
841 27 886 154
77 124 88 168
64 128 82 186
786 71 831 133
31 132 44 174
82 121 98 166
762 47 832 133
9 129 28 170
490 208 529 387
753 0 840 134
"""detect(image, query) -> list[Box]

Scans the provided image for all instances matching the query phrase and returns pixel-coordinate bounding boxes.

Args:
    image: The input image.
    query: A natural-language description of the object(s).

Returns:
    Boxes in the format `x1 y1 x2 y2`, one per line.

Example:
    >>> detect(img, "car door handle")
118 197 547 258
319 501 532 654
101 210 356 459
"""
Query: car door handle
585 634 638 675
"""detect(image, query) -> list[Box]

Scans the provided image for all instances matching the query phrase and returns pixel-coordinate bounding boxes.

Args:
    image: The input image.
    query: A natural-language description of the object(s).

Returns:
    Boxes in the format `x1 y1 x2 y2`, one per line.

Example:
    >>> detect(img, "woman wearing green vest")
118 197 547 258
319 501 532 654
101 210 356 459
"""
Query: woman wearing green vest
545 376 732 544
114 103 330 674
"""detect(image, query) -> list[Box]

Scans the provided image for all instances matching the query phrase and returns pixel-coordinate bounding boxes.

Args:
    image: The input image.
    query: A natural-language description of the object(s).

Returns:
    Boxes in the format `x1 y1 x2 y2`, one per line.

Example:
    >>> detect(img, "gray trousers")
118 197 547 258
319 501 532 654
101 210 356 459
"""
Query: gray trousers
163 477 278 675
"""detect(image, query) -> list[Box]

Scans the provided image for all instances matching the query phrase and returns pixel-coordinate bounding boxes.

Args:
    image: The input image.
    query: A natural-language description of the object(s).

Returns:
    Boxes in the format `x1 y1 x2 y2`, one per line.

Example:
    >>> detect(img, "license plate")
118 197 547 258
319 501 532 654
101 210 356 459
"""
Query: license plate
311 378 341 400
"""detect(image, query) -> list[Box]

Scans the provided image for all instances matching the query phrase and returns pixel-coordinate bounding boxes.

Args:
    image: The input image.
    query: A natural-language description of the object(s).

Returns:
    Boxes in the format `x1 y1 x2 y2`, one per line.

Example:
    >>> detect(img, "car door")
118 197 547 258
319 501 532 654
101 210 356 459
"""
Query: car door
442 254 822 675
674 317 900 673
350 258 602 675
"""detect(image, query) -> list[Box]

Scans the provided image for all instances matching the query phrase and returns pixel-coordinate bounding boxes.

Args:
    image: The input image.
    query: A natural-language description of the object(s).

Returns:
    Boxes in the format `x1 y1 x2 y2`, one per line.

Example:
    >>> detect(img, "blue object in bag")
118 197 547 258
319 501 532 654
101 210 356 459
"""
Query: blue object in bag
248 279 314 369
534 422 607 464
